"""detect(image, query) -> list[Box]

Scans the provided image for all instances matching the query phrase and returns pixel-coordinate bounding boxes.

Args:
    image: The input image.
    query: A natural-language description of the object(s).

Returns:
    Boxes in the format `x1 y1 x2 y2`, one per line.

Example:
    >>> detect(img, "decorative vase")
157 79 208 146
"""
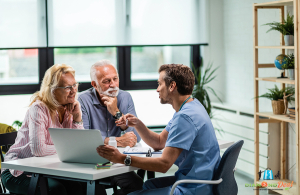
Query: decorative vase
284 35 294 46
288 69 295 80
271 99 285 114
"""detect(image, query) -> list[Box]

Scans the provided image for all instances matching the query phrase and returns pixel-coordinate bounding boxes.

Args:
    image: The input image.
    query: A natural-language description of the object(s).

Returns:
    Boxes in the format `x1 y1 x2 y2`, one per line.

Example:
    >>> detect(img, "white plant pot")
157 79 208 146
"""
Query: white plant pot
284 35 294 46
288 69 295 80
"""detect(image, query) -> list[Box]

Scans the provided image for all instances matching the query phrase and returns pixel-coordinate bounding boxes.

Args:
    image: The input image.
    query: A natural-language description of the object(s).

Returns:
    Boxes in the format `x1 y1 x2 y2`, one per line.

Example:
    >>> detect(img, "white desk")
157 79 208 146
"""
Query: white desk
2 140 234 195
2 154 139 181
218 140 235 150
138 139 234 150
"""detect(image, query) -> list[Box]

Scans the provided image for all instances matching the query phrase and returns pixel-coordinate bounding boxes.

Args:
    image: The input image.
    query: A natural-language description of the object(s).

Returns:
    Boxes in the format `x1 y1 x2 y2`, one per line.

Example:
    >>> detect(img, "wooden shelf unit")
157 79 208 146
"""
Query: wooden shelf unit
256 77 295 84
257 112 296 123
255 46 295 49
253 1 299 195
254 0 293 7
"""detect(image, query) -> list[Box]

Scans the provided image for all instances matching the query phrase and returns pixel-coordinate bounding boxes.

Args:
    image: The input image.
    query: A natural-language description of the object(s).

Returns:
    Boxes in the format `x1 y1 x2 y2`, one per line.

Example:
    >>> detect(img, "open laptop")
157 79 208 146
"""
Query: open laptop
48 128 109 164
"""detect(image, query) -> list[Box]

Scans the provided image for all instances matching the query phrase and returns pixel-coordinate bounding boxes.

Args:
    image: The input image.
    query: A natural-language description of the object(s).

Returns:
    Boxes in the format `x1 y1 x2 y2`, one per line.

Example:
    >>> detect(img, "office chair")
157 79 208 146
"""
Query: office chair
170 140 244 195
0 131 18 194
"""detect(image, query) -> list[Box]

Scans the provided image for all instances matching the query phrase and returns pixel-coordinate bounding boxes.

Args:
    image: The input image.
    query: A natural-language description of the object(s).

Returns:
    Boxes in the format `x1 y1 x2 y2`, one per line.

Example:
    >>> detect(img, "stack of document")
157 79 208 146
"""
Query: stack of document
123 146 162 154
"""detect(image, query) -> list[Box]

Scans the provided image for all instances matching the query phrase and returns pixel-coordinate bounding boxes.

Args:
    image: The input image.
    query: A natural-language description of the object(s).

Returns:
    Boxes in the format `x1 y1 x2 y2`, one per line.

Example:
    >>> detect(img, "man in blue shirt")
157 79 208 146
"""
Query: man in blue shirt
78 60 143 195
97 64 221 195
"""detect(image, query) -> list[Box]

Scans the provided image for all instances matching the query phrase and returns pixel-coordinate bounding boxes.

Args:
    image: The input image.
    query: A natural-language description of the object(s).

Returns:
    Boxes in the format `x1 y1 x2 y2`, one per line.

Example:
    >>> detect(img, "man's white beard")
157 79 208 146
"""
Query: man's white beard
98 85 119 97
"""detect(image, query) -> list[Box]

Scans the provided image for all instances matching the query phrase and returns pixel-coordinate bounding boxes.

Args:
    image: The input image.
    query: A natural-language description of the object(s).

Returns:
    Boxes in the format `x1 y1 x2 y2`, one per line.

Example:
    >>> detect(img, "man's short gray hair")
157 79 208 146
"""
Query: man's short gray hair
90 60 117 84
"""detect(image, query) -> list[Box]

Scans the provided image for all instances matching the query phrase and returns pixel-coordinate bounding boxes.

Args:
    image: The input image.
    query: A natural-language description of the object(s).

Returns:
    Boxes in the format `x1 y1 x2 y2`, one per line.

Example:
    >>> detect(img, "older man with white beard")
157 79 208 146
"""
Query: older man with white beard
78 60 143 195
79 59 141 146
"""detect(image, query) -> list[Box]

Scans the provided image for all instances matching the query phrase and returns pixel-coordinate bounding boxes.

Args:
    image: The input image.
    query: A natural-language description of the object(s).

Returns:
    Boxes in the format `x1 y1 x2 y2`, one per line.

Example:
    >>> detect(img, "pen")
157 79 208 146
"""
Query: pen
102 162 110 166
126 119 128 127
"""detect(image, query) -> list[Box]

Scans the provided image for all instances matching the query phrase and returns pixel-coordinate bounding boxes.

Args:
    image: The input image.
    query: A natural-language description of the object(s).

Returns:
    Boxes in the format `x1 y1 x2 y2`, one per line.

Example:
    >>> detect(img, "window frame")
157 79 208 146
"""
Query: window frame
0 44 206 95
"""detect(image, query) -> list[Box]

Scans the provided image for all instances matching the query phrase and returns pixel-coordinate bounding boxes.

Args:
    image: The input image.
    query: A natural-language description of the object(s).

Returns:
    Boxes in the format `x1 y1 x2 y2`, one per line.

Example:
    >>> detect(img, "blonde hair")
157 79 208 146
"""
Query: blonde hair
30 64 76 120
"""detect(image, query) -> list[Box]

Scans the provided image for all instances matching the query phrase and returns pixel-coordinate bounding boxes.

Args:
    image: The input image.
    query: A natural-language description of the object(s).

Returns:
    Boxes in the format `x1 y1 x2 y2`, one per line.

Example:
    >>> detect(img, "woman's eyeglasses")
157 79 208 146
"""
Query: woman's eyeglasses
56 83 79 92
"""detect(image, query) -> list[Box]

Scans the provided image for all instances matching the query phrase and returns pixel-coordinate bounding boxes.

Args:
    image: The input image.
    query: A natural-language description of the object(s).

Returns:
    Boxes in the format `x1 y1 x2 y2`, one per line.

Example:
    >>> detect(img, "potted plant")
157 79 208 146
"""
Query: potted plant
12 120 22 130
282 53 295 80
256 85 295 114
264 12 294 46
192 62 222 118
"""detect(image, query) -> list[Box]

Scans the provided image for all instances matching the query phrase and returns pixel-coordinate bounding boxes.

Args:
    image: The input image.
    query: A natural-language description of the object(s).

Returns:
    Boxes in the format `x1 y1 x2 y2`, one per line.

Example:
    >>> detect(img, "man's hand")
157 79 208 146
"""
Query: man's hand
116 113 141 128
65 100 82 122
96 145 126 163
100 94 119 116
116 132 137 147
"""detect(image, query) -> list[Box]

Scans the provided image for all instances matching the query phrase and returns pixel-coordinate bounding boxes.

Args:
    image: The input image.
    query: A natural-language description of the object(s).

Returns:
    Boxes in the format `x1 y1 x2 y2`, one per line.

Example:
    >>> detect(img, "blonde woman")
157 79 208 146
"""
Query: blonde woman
1 64 84 195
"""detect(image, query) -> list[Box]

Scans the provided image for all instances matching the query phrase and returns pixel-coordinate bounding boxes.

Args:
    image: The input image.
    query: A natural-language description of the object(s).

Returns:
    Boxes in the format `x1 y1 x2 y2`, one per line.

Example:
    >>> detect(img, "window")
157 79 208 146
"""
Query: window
0 49 39 85
54 47 117 82
48 0 121 46
0 0 207 95
131 46 191 81
0 0 46 48
48 0 205 46
130 0 201 45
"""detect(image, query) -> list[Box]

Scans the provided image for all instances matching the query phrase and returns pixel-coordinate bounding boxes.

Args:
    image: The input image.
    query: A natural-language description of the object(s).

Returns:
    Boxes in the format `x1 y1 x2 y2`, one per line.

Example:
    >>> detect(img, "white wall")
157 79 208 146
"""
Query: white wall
206 0 296 181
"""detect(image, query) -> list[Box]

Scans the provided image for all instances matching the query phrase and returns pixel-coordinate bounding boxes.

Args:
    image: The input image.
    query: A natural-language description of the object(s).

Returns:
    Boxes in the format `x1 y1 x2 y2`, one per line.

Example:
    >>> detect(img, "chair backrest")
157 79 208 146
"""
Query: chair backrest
0 132 18 195
212 140 244 195
0 131 18 162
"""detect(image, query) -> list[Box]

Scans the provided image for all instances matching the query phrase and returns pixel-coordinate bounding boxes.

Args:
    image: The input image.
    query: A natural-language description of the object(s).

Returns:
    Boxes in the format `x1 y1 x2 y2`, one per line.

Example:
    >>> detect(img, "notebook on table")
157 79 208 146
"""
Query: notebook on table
48 128 109 164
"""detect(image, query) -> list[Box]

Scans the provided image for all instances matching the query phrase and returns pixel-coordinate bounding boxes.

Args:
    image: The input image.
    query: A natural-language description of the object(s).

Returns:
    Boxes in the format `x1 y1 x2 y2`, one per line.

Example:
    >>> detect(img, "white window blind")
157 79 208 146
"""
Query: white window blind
48 0 122 47
48 0 204 47
0 0 46 48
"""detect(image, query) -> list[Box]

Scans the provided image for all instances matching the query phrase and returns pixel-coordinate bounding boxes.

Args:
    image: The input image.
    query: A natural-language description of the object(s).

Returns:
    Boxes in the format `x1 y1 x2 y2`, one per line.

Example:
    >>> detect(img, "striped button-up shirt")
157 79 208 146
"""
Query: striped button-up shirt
3 100 84 177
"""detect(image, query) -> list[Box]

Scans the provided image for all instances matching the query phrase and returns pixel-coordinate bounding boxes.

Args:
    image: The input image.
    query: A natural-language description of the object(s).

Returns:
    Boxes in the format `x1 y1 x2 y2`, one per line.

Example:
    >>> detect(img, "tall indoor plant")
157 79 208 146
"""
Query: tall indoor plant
192 62 222 118
264 12 294 46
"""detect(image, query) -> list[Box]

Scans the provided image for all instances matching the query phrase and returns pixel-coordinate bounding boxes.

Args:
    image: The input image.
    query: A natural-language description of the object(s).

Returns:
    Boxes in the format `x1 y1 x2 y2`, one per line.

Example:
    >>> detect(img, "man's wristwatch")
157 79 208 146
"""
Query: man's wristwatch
113 111 122 120
124 155 131 166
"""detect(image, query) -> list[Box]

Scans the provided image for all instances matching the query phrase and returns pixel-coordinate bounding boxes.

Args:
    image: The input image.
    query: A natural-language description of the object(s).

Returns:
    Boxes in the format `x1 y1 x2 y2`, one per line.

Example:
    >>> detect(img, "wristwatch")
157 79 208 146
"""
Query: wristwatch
73 119 83 125
124 155 131 166
113 111 122 120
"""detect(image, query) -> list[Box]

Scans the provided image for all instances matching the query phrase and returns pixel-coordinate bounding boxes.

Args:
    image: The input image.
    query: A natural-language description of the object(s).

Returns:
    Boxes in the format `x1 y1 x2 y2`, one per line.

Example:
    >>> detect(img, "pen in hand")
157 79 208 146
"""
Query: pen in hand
102 161 110 166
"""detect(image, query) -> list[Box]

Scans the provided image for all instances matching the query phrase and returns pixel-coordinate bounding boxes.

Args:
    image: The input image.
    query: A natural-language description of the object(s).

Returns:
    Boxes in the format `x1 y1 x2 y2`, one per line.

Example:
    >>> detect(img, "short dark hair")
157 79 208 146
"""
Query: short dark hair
158 64 195 95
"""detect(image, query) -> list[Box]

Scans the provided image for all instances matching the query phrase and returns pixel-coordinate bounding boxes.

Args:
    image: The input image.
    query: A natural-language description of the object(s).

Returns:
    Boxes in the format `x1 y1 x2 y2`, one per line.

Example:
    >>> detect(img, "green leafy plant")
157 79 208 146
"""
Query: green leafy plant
192 62 222 118
12 120 22 130
282 53 294 69
264 12 294 35
256 85 295 102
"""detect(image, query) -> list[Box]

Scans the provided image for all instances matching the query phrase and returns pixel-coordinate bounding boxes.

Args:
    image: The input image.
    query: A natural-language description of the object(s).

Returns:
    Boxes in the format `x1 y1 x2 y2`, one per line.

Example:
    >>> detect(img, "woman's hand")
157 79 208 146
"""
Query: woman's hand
65 100 82 122
115 113 141 128
96 145 125 164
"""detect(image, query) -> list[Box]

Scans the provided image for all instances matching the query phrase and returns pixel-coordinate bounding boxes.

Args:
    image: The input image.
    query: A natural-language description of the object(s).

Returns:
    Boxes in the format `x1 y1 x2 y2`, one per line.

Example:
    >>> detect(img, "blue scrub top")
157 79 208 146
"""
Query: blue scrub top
165 98 221 195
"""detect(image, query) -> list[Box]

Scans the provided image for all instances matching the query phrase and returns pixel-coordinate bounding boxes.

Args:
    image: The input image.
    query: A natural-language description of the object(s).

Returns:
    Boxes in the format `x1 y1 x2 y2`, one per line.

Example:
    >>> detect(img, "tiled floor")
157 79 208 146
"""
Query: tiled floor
106 166 271 195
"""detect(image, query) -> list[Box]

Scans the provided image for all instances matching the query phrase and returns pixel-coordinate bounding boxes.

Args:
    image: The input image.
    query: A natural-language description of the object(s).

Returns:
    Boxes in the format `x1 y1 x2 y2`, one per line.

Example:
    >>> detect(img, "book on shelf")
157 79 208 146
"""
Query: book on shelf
288 107 295 118
288 107 295 113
